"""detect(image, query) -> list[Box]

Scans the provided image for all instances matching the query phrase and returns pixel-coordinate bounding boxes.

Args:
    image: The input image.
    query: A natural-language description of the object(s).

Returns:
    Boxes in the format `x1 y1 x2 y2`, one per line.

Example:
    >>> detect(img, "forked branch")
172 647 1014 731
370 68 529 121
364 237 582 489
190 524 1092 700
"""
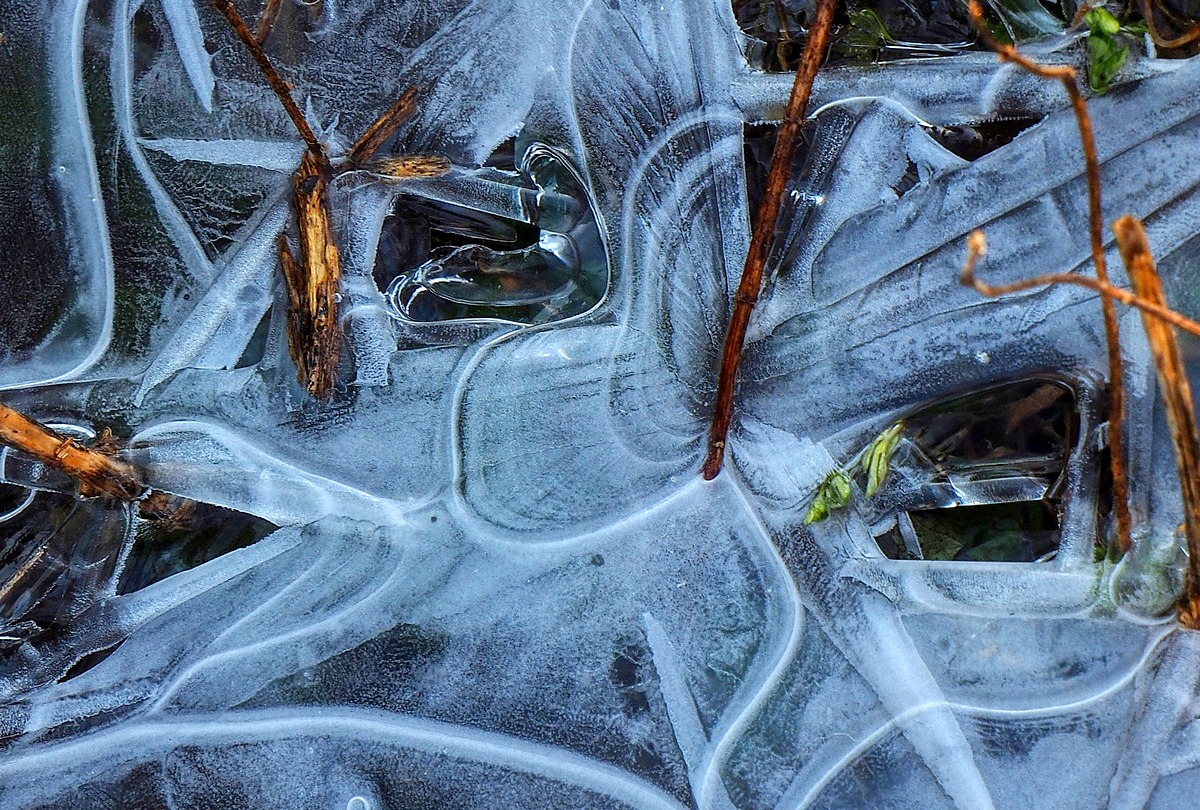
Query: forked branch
214 0 446 401
966 0 1132 551
703 0 839 479
961 232 1200 340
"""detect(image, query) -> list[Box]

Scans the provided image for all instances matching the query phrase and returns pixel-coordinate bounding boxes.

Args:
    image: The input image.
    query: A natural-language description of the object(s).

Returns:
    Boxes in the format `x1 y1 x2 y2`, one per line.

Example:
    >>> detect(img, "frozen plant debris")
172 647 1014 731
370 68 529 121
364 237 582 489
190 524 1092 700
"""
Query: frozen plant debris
1 0 1200 806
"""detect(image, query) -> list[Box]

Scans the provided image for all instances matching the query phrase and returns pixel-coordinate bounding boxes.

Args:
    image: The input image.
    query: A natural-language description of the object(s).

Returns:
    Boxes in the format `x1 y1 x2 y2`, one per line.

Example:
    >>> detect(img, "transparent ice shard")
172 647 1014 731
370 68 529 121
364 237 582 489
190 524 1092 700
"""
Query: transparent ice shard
385 144 608 326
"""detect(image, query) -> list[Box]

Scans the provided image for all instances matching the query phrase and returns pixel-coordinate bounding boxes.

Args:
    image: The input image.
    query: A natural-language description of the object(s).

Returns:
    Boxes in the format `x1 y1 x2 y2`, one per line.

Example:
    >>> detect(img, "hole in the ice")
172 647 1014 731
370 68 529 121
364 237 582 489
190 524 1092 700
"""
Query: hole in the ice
234 308 273 369
116 504 278 595
922 118 1044 161
909 501 1060 562
58 638 126 683
734 0 976 72
375 142 609 326
610 643 652 716
0 494 131 652
891 157 920 197
865 378 1080 563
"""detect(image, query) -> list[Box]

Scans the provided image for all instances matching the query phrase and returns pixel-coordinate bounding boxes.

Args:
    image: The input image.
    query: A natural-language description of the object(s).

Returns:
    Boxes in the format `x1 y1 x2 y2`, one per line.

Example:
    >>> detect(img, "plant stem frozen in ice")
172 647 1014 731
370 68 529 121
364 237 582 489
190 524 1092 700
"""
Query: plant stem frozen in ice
213 0 447 401
1113 216 1200 630
703 0 838 480
966 0 1133 553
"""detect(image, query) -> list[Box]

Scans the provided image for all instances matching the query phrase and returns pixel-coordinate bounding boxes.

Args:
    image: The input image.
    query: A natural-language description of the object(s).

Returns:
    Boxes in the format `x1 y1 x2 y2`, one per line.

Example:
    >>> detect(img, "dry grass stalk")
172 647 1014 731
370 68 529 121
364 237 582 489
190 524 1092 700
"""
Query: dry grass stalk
961 232 1200 339
348 87 420 167
966 0 1133 551
702 0 839 480
214 0 446 401
365 154 453 180
1112 217 1200 628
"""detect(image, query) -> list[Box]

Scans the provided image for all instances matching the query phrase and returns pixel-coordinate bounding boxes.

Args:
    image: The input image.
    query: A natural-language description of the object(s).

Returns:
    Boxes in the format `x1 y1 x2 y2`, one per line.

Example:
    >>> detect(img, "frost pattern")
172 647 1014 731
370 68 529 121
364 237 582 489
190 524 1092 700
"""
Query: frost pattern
1 0 1200 807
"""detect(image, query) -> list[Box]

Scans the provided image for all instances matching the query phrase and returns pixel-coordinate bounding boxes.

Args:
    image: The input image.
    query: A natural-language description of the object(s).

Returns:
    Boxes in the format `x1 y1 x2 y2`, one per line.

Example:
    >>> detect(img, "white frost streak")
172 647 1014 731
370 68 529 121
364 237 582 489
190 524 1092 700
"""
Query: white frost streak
0 709 689 810
159 0 215 112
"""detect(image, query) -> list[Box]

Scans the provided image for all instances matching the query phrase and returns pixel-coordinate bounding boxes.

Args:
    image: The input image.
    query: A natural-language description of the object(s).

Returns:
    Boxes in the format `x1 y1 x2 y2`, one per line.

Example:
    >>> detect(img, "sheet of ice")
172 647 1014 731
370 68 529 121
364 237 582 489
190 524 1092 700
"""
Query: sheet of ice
2 0 1200 806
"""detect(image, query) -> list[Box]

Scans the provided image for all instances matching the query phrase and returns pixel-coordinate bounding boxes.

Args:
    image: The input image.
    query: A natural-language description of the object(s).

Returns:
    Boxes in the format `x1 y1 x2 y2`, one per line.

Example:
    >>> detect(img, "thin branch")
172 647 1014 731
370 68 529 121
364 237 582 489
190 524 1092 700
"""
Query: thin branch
347 86 420 166
1112 217 1200 628
255 0 284 44
702 0 839 480
213 0 322 154
1136 0 1200 49
967 0 1132 551
0 403 145 500
961 231 1200 340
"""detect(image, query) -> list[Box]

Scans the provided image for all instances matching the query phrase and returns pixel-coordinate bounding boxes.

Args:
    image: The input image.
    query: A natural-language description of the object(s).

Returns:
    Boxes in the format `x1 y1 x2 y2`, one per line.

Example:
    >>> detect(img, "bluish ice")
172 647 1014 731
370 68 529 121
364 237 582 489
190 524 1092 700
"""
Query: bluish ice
0 0 1199 807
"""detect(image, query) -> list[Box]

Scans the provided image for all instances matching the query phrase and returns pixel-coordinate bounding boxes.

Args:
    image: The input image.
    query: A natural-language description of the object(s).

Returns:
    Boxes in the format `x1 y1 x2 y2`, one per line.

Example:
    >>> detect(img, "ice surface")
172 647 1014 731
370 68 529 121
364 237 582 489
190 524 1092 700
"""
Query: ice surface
1 0 1200 806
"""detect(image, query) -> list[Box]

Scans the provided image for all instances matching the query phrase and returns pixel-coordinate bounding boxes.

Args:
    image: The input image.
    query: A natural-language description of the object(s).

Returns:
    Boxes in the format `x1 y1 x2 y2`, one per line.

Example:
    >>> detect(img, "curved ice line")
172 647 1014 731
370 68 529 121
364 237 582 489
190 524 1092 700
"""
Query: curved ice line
5 0 119 390
616 109 743 320
0 708 690 810
146 536 408 713
696 470 806 809
782 622 1177 810
788 699 949 810
131 419 420 525
444 458 696 552
17 528 305 730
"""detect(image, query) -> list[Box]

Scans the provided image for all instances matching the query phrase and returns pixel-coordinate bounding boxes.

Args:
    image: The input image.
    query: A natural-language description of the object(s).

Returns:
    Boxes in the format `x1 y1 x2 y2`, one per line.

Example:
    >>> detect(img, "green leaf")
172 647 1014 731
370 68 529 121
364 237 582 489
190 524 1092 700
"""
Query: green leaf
1086 7 1129 94
803 493 829 525
804 469 853 524
1085 6 1121 36
861 423 903 498
826 470 852 509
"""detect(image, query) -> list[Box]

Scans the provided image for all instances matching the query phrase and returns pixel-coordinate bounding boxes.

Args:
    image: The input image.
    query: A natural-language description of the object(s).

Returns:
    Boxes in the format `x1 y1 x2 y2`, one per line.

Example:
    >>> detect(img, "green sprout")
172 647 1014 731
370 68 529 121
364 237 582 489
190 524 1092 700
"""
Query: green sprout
861 422 904 498
803 469 853 525
1085 7 1137 94
833 7 895 63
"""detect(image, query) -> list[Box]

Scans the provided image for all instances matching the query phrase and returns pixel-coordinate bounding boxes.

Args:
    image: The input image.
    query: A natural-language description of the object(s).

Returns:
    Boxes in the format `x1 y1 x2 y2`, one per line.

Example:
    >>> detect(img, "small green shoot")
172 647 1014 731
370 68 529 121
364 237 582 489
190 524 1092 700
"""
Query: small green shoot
839 7 893 61
1085 7 1133 94
861 423 904 498
804 469 852 525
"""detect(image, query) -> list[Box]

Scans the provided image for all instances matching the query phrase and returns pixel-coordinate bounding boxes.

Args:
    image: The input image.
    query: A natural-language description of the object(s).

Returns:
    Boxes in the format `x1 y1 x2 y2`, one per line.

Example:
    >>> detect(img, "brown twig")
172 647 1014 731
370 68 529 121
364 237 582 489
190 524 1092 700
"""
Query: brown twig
0 401 189 519
966 0 1132 551
363 154 453 180
1111 217 1200 628
961 231 1200 339
216 0 342 400
213 0 321 154
0 403 145 500
347 87 420 166
702 0 838 480
255 0 284 44
280 150 342 400
1136 0 1200 49
215 1 444 401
